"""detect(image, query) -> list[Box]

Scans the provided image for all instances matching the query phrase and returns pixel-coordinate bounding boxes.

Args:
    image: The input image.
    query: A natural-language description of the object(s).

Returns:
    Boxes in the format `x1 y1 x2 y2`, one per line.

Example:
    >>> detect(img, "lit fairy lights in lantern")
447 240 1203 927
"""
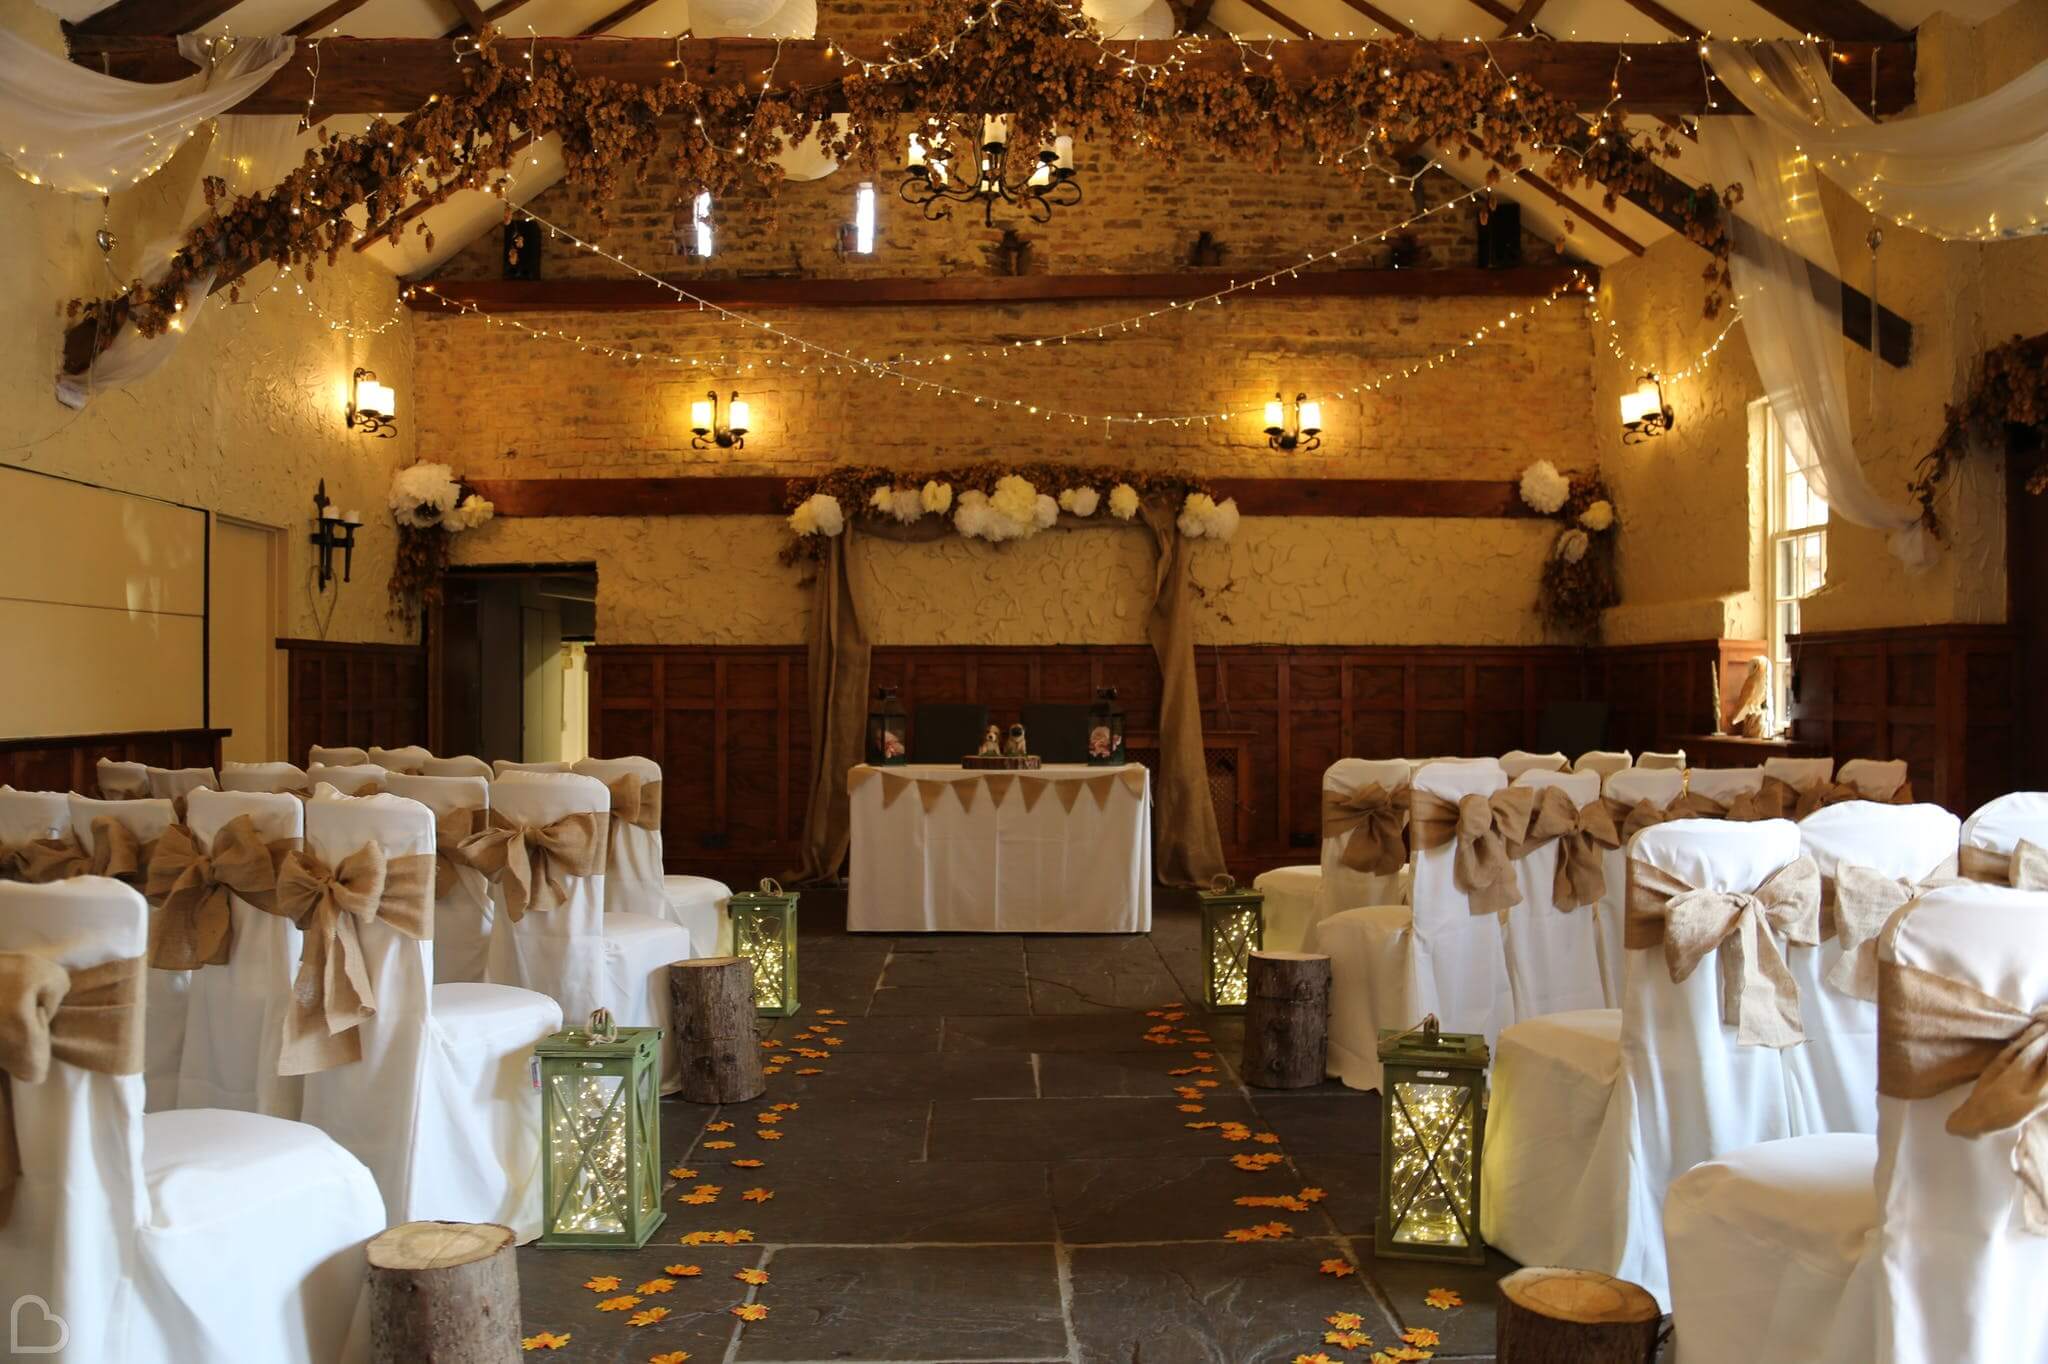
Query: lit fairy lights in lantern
1198 875 1264 1011
1376 1016 1489 1265
536 1010 665 1248
729 878 800 1018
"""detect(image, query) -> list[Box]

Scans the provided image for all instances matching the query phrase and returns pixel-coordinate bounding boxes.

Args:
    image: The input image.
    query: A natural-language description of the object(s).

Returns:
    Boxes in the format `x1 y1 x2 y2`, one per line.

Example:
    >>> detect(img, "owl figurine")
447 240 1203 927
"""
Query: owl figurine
1003 723 1029 758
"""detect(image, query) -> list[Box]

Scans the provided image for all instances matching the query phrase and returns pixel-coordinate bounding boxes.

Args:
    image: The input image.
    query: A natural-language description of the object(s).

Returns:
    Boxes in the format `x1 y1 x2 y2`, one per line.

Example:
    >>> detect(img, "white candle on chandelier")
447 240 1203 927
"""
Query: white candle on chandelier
1054 135 1074 170
906 132 926 168
1263 398 1286 431
981 114 1008 146
1298 400 1323 434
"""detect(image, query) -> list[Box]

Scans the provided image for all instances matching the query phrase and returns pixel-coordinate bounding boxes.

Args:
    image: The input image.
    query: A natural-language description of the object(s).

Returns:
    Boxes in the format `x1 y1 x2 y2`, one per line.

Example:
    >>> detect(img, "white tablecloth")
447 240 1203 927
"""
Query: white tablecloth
847 763 1153 933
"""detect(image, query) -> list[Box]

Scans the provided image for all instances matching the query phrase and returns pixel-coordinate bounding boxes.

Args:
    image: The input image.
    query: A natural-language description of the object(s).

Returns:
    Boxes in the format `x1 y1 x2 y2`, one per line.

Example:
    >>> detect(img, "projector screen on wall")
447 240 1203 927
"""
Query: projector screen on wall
0 465 206 739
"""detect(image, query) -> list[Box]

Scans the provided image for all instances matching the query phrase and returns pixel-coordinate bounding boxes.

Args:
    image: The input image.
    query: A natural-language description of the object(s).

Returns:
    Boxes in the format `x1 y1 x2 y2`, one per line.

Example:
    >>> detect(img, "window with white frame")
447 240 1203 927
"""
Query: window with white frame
1763 403 1827 730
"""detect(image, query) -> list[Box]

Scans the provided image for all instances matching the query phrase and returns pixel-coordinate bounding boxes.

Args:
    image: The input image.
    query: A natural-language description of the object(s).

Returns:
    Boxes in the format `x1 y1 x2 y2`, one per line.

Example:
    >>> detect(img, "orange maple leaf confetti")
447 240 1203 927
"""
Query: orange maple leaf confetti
796 1067 824 1075
1292 1354 1338 1364
1324 1329 1372 1349
1175 1087 1204 1100
1327 1312 1364 1331
756 1112 784 1124
731 1304 770 1322
1401 1327 1440 1347
705 1121 734 1132
1422 1288 1463 1310
734 1268 771 1285
771 1102 799 1111
1298 1187 1328 1203
732 1158 765 1168
666 1167 697 1181
703 1140 736 1149
582 1276 622 1293
650 1353 692 1364
663 1264 702 1278
1253 1132 1282 1144
1319 1259 1357 1278
742 1188 775 1203
823 1036 843 1046
680 1191 719 1206
1230 1152 1285 1170
595 1295 643 1312
522 1331 572 1351
757 1129 784 1140
1195 1079 1220 1089
1234 1195 1309 1211
1178 1104 1207 1113
1185 1121 1219 1130
1193 1050 1213 1059
637 1278 676 1295
678 1229 755 1246
627 1306 670 1328
1385 1348 1434 1361
759 1040 782 1049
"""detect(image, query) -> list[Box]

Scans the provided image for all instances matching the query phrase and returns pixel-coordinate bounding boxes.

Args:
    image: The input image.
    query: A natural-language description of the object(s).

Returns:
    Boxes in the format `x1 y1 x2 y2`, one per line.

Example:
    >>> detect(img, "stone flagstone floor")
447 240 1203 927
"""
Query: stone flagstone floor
517 888 1533 1364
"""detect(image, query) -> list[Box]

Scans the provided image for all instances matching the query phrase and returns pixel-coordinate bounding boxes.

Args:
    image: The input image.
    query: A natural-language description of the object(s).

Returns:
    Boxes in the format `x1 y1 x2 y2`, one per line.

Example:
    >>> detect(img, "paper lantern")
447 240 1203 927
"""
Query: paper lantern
1090 0 1175 38
1376 1017 1488 1264
729 878 800 1017
772 114 846 181
1198 875 1263 1011
536 1011 664 1248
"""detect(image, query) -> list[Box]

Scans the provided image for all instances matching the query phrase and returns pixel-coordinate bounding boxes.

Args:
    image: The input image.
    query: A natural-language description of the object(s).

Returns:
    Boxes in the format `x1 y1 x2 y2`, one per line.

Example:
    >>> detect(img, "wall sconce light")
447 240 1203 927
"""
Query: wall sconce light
309 480 361 589
690 390 750 450
347 368 396 438
1619 373 1674 444
1263 392 1323 452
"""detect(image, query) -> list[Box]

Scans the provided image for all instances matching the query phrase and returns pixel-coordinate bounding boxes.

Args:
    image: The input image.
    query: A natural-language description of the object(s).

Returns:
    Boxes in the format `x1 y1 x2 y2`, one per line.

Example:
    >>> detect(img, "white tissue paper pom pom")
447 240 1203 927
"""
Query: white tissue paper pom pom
789 492 843 537
1034 493 1059 529
1208 497 1240 541
443 495 495 532
1108 483 1140 520
869 486 894 514
1060 486 1100 518
389 461 462 528
1178 491 1218 538
788 500 818 536
1578 498 1615 532
953 490 992 540
921 480 953 515
1519 460 1570 515
889 488 924 523
1555 527 1589 563
989 473 1039 529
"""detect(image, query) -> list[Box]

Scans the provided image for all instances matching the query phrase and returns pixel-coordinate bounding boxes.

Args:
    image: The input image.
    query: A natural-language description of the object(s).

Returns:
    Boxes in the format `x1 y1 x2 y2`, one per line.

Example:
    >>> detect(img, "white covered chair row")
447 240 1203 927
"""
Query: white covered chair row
94 756 219 807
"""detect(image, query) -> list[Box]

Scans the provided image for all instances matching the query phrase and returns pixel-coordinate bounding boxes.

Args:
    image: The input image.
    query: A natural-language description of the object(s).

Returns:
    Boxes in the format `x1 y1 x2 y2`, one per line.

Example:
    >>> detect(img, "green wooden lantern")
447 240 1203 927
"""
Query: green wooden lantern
1198 874 1263 1011
729 877 799 1017
536 1010 664 1249
1375 1016 1489 1265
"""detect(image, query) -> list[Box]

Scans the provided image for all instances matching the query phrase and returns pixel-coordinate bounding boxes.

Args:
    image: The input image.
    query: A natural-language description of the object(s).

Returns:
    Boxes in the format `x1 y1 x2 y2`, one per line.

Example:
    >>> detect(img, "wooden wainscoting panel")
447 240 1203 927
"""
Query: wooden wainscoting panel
279 638 427 764
0 728 231 794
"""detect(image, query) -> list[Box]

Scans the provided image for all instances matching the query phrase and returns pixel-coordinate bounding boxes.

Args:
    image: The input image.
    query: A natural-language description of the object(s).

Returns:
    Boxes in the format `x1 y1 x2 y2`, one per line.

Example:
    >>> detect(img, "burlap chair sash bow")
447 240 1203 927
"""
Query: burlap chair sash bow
1320 782 1408 875
0 951 144 1227
0 840 39 882
1411 786 1541 914
16 818 153 886
1546 796 1623 910
430 805 486 897
1825 855 1961 1002
143 816 290 971
1626 854 1822 1047
1879 955 2048 1233
1790 777 1910 821
1603 794 1686 843
1960 840 2048 891
266 845 433 1075
456 809 608 923
603 775 664 834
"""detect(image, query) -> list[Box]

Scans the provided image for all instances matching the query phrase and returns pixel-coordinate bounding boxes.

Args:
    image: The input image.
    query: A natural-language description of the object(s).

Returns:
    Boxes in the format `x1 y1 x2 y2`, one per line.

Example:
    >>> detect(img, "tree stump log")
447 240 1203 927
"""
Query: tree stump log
1241 950 1331 1089
671 954 765 1105
1495 1266 1662 1364
365 1221 521 1364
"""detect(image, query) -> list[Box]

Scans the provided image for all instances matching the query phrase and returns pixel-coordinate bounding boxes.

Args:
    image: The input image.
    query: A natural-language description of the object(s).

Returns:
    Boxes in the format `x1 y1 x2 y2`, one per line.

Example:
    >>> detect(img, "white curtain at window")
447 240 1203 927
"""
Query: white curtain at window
0 30 292 195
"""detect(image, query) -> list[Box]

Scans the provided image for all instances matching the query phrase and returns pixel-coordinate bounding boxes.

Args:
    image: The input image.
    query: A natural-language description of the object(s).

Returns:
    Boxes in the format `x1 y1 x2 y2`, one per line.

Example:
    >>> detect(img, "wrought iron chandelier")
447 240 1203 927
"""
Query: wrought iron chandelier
900 117 1080 226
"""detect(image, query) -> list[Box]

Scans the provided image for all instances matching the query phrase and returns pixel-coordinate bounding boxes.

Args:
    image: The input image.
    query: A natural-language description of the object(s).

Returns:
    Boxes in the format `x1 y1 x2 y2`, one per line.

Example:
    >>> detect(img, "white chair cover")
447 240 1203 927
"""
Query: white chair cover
306 764 390 796
1764 755 1836 787
298 792 562 1240
420 755 493 780
307 746 368 768
1637 750 1687 770
1665 883 2048 1364
1960 790 2048 868
1501 769 1608 1022
1687 766 1765 806
0 876 384 1364
220 761 311 795
70 796 182 1114
1409 761 1516 1044
1500 750 1569 779
484 774 693 1093
1790 801 1961 1136
1574 750 1634 778
663 876 734 957
174 790 305 1118
493 759 573 775
1836 758 1909 799
1317 758 1414 920
1482 817 1807 1305
146 767 219 803
96 756 150 799
366 746 432 773
1595 768 1686 1006
1251 864 1320 955
382 773 494 986
0 786 71 864
573 755 665 918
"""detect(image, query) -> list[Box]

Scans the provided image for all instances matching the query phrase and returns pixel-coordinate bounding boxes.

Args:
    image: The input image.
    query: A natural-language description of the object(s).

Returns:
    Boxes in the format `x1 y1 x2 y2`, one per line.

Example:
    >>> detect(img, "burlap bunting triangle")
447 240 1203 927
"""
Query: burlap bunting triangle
984 774 1017 806
848 767 879 794
1055 780 1086 815
950 780 978 814
880 772 912 809
1085 774 1116 809
917 779 948 814
1118 765 1147 796
1019 778 1050 814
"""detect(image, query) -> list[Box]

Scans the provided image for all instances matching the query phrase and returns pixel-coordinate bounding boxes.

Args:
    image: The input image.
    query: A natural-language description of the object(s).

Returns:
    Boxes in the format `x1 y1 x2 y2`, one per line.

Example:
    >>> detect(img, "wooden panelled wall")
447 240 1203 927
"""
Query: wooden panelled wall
0 728 230 793
279 638 429 766
586 639 1743 880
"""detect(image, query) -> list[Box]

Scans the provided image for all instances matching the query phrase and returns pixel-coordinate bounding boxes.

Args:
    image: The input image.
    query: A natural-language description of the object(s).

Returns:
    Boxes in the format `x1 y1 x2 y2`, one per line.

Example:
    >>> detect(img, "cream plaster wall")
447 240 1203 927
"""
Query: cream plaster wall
455 513 1559 647
1593 6 2046 644
0 66 416 651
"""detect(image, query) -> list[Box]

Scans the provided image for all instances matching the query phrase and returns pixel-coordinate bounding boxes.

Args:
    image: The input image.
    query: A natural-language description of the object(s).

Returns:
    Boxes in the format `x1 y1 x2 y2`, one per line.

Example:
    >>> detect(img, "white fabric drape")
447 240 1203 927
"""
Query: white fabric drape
0 31 292 195
1697 46 1934 569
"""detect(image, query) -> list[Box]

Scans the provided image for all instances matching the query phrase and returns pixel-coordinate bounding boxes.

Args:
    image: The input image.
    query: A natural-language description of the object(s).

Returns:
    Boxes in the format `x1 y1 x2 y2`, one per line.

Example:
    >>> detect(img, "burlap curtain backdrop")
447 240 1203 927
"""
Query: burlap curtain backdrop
793 500 1228 887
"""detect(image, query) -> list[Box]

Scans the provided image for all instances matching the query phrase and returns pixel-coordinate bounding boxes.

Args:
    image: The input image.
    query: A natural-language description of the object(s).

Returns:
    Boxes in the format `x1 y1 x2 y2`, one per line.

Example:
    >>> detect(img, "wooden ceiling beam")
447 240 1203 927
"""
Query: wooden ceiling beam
1741 0 1908 43
67 0 239 37
1329 0 1413 37
1236 0 1311 38
578 0 662 36
64 34 1917 117
405 264 1595 313
443 0 537 40
1614 0 1703 38
289 0 374 36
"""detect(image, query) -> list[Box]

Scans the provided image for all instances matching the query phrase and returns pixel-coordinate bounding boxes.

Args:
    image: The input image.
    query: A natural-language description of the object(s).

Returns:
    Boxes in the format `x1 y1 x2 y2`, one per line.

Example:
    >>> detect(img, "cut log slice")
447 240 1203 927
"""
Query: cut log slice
1241 950 1331 1089
672 954 766 1105
1496 1265 1662 1364
365 1221 521 1364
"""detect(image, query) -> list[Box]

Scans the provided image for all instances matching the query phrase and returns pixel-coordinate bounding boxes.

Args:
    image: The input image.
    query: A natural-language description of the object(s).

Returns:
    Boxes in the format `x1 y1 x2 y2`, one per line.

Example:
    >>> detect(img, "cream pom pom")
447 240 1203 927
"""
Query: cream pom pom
1034 493 1059 529
1519 460 1570 515
1207 497 1240 541
788 492 843 538
443 494 495 532
1578 499 1615 532
868 486 895 514
953 490 992 540
921 479 953 515
1108 483 1140 520
1555 528 1590 563
1058 486 1100 518
389 461 462 528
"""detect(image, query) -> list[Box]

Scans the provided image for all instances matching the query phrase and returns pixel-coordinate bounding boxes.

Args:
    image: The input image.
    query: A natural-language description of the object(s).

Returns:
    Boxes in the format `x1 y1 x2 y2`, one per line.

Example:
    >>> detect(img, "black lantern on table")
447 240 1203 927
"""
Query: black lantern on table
1087 687 1125 765
867 686 908 766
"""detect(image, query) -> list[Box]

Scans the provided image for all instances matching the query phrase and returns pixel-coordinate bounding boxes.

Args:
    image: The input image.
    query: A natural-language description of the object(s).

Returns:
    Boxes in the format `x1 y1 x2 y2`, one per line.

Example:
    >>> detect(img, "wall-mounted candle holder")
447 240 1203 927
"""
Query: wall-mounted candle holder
310 480 362 589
